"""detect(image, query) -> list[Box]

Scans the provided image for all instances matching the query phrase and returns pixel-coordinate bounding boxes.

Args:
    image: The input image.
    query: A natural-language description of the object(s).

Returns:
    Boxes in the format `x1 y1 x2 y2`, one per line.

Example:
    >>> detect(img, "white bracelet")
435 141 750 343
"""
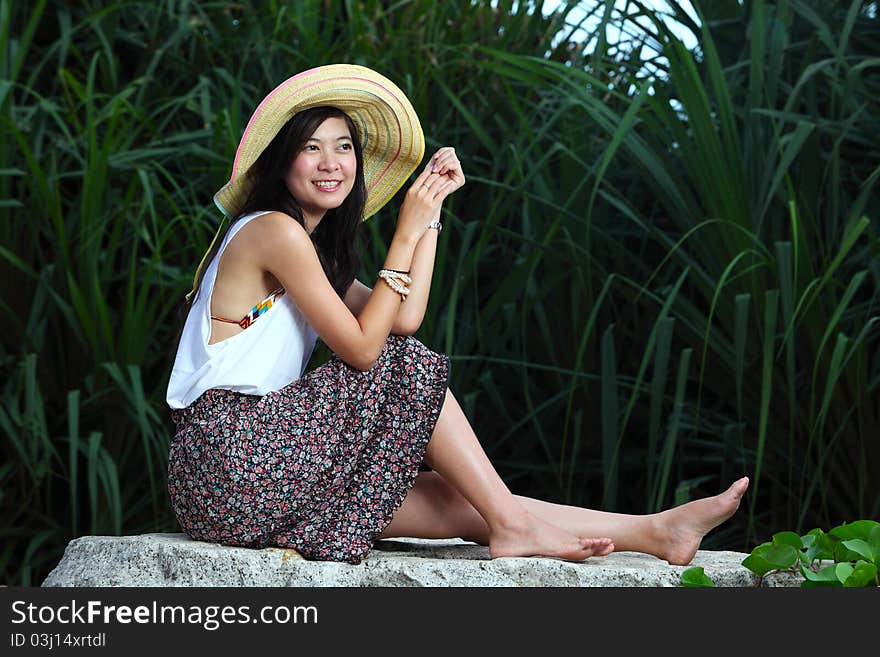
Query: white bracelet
378 269 412 284
378 271 410 300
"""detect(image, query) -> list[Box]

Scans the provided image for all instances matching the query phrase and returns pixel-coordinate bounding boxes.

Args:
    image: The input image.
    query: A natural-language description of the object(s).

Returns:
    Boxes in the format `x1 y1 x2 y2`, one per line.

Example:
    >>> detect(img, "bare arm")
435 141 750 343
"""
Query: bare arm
259 157 458 371
259 213 417 370
343 225 439 336
394 219 439 333
343 147 464 336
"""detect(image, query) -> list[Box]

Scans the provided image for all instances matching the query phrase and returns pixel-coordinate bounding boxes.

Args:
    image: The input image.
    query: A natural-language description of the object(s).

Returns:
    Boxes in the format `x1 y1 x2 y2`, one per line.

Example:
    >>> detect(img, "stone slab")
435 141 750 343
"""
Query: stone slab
41 533 804 587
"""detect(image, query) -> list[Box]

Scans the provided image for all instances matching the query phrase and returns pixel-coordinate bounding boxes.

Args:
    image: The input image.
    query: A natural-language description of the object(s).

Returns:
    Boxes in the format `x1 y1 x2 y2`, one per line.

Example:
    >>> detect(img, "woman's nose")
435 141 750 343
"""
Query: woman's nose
318 152 340 170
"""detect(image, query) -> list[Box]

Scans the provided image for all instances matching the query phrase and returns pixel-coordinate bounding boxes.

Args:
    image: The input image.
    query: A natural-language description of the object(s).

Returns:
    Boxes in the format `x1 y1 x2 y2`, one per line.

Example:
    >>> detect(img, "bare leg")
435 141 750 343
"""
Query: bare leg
378 471 491 543
514 477 749 565
411 388 614 560
381 388 749 565
382 471 749 566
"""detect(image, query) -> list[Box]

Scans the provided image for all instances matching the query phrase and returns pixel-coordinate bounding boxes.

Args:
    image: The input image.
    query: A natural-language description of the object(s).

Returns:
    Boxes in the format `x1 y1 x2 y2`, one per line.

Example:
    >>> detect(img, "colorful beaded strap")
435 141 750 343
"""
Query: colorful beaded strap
211 287 285 329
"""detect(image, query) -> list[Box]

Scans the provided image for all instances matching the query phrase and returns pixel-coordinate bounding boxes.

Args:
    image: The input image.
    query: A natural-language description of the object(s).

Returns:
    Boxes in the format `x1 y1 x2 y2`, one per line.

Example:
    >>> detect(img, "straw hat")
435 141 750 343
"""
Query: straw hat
215 63 424 220
187 64 425 301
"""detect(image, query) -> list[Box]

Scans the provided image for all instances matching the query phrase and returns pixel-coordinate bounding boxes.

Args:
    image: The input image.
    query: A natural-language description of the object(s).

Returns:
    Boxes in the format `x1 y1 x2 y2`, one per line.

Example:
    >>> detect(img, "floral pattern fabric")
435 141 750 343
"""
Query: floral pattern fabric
167 334 450 564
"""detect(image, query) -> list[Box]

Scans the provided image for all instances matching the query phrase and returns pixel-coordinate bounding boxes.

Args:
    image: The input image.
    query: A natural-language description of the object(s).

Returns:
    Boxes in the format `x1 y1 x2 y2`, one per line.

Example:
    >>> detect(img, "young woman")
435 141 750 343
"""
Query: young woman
166 64 749 566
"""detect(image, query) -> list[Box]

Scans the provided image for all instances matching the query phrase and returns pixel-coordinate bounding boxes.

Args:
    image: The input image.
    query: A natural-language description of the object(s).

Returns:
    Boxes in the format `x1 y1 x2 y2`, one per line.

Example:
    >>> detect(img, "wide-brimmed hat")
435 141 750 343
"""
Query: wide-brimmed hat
215 63 424 220
187 64 424 302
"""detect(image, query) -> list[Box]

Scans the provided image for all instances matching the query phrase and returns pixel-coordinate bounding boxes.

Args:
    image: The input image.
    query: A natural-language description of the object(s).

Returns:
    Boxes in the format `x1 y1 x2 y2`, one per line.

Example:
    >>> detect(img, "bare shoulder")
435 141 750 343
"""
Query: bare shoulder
245 211 308 242
234 211 371 370
236 211 312 261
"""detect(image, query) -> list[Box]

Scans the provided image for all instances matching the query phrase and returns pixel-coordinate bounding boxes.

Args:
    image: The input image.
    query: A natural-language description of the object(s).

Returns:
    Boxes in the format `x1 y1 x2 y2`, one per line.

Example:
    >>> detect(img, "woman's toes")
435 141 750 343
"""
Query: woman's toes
579 537 614 557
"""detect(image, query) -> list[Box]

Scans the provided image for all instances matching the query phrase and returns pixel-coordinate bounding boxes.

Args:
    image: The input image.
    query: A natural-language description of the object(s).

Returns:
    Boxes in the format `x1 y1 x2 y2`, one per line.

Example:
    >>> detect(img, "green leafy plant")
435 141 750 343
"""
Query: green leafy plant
680 566 716 587
681 520 880 587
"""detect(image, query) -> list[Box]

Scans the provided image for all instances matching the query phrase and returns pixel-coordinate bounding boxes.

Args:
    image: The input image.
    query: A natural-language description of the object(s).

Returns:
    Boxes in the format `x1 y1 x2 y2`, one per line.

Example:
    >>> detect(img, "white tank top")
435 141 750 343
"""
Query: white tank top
166 211 319 409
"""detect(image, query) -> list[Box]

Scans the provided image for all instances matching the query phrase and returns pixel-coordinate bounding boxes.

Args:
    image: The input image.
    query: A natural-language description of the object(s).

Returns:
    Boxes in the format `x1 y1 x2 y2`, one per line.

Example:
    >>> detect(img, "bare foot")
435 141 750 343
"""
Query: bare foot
489 511 614 561
651 477 749 566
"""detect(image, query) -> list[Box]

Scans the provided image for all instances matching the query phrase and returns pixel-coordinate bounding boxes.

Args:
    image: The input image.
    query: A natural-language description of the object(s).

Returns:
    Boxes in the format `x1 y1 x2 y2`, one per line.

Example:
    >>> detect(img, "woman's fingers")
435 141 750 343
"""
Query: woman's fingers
429 147 456 169
410 170 442 194
417 172 444 192
411 163 435 188
430 176 457 202
428 147 464 189
405 147 463 218
432 154 458 174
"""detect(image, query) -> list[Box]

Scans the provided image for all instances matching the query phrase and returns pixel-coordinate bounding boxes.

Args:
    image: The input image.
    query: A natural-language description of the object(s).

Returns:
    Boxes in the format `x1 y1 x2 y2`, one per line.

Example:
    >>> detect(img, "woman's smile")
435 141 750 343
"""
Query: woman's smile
313 179 344 192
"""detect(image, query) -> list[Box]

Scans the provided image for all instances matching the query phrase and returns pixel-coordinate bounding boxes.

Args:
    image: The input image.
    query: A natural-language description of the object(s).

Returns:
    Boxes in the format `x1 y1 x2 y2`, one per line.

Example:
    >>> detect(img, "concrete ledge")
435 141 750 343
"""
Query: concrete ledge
41 533 803 587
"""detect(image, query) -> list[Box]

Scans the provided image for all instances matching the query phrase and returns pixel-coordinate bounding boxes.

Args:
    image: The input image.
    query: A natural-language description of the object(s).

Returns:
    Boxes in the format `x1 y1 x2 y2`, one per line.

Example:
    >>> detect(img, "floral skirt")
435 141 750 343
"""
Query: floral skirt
167 334 450 564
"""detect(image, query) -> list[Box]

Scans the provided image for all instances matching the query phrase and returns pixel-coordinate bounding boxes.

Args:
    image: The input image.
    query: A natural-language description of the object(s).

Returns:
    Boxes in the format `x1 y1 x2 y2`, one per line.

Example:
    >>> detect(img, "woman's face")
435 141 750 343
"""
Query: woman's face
284 116 357 224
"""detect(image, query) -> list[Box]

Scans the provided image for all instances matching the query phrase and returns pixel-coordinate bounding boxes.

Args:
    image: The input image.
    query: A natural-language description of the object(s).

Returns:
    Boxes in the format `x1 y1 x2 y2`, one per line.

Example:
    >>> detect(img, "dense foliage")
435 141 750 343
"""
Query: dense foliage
2 0 877 585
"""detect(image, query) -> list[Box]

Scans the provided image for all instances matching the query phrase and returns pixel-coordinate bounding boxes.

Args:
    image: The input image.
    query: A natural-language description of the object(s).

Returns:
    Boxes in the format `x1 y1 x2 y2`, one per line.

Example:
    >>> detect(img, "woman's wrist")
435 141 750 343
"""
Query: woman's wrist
385 230 419 271
392 227 422 248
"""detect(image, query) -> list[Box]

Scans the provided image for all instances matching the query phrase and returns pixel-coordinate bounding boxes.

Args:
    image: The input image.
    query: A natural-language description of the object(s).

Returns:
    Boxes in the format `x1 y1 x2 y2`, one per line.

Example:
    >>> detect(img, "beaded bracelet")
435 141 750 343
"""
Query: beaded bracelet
378 269 411 301
378 276 409 301
378 269 412 284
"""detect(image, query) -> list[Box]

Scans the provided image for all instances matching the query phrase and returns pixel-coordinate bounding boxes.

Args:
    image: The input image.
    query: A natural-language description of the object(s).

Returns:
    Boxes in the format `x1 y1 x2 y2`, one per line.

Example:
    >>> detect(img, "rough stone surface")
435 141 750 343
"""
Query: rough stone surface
42 534 804 587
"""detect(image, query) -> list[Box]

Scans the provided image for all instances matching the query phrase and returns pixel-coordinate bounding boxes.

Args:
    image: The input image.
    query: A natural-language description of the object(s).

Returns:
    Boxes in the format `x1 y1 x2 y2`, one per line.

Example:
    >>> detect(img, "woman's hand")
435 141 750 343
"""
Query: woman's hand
394 148 462 242
428 146 465 194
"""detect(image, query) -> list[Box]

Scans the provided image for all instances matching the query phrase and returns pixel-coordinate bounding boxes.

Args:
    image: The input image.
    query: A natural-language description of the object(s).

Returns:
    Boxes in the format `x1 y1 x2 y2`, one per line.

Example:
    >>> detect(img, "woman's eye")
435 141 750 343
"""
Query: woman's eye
340 143 352 151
